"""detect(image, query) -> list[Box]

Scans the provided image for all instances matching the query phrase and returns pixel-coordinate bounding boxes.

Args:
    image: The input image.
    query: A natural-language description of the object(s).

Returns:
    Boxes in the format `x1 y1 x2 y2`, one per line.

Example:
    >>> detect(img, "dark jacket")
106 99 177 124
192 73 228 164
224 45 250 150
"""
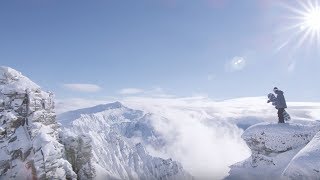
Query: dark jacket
275 90 287 109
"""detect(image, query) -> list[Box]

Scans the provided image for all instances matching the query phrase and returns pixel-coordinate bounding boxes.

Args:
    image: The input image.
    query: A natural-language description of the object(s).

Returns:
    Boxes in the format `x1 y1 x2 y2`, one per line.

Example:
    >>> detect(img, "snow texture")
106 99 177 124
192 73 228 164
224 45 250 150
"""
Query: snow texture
4 66 320 180
227 121 320 180
57 95 320 179
0 66 76 179
0 66 40 94
58 102 193 180
1 66 192 180
282 131 320 179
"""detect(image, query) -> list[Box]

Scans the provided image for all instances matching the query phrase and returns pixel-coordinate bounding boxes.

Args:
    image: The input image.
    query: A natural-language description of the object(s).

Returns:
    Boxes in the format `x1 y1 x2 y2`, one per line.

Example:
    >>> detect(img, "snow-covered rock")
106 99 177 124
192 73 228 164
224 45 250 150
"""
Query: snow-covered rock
227 122 320 180
0 66 40 94
282 131 320 179
1 66 191 180
0 66 76 179
58 102 193 180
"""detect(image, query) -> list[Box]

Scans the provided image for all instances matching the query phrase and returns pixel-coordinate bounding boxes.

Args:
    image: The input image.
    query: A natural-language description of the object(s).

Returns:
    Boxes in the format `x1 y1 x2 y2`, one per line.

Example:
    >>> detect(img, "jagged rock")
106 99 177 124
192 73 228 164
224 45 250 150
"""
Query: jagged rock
1 66 192 180
0 66 76 179
62 133 95 180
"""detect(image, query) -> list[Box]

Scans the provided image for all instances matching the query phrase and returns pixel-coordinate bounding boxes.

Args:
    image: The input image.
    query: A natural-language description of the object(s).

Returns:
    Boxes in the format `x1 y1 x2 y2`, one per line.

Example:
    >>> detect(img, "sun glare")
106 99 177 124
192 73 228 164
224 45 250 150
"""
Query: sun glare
281 0 320 49
303 6 320 31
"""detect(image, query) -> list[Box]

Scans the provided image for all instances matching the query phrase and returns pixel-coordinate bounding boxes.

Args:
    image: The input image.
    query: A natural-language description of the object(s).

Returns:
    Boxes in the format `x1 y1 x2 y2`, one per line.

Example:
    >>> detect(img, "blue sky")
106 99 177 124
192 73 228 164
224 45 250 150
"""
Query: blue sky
1 0 320 101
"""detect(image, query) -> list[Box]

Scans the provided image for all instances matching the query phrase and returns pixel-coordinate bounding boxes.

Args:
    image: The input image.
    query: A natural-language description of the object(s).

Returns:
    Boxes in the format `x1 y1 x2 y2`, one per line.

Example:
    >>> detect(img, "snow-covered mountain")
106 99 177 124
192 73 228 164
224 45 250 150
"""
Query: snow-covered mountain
0 66 192 180
3 66 320 180
227 121 320 180
0 66 76 179
58 102 192 180
56 95 320 179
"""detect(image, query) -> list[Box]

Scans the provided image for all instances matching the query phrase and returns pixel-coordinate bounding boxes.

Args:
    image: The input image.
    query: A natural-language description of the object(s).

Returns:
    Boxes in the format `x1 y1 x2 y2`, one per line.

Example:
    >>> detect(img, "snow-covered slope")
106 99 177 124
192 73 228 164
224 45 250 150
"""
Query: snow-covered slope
0 66 76 179
58 102 192 180
282 130 320 179
227 121 320 180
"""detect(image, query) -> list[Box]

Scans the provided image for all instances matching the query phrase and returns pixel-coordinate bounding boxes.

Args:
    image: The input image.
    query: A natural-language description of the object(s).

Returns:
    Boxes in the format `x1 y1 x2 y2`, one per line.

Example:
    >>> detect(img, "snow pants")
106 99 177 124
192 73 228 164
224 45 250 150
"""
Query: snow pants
278 108 285 123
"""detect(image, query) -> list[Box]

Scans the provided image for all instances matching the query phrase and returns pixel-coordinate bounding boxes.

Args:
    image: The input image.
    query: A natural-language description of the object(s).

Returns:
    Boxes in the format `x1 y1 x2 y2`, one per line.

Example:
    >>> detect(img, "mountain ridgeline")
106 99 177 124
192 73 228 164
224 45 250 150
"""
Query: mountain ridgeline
4 66 320 180
0 67 192 180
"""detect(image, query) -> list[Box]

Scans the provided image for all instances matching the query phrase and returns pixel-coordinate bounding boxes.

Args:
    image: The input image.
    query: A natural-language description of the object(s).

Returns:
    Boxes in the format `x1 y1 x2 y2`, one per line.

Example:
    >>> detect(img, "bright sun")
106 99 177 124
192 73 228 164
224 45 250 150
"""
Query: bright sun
302 5 320 32
282 0 320 49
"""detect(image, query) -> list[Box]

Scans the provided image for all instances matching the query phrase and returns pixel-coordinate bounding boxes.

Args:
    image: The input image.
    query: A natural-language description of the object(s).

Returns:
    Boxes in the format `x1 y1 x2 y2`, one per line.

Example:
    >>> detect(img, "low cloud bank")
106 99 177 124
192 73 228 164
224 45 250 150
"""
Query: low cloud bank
56 96 320 179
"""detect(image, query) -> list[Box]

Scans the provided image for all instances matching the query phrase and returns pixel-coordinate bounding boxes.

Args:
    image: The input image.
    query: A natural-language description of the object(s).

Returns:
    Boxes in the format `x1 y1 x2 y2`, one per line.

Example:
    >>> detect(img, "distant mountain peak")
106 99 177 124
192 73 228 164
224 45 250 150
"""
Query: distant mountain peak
60 103 193 180
108 101 123 108
57 101 143 126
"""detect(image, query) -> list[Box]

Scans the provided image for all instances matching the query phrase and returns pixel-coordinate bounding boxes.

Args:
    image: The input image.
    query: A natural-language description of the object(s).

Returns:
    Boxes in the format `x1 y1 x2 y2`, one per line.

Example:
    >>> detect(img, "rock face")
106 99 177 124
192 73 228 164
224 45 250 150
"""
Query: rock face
227 122 320 180
58 102 193 180
0 66 76 179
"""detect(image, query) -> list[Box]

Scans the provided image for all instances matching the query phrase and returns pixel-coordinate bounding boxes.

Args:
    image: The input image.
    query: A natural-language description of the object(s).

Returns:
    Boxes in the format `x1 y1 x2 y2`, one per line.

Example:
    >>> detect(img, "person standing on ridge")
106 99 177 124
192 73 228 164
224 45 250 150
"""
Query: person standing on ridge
268 87 287 123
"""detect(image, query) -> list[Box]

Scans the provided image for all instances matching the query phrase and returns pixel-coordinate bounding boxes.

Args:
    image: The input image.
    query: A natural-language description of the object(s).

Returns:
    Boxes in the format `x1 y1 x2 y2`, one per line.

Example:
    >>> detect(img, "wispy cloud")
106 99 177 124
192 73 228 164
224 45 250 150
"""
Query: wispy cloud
118 87 174 98
63 83 102 92
118 88 144 95
225 56 247 72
